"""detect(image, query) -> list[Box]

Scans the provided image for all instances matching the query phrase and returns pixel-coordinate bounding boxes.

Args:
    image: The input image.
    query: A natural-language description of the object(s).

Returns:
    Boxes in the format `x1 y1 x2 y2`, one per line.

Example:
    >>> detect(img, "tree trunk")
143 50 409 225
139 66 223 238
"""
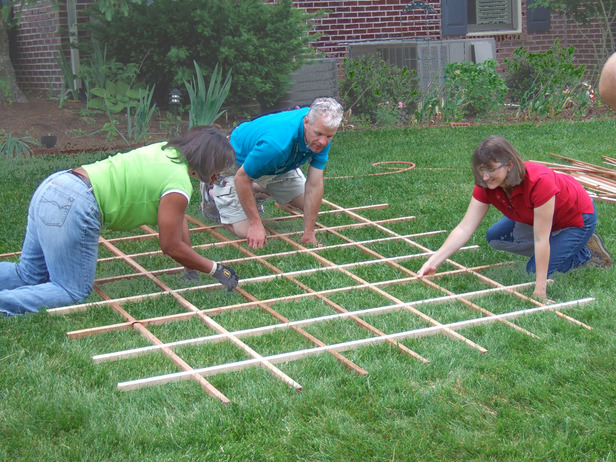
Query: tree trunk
0 15 27 104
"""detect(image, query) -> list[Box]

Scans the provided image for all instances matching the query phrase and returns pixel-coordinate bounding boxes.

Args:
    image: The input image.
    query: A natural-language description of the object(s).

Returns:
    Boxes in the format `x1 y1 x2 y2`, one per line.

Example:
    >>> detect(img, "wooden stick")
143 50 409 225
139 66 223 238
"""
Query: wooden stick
266 225 444 361
95 231 445 275
549 153 616 175
50 246 478 316
68 263 512 339
324 198 592 330
101 204 390 245
96 236 304 392
2 213 416 261
187 214 371 376
94 281 537 363
320 199 540 337
91 284 230 404
116 298 594 391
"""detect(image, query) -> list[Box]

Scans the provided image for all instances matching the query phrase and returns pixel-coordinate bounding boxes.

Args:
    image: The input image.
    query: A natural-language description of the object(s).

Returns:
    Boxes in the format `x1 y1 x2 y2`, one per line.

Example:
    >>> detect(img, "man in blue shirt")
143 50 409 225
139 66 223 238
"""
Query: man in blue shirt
201 97 344 249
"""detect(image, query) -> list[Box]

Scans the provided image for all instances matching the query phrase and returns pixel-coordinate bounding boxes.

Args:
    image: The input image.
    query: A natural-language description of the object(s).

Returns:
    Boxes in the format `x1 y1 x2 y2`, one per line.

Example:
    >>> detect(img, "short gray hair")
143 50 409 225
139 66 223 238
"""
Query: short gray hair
306 97 344 129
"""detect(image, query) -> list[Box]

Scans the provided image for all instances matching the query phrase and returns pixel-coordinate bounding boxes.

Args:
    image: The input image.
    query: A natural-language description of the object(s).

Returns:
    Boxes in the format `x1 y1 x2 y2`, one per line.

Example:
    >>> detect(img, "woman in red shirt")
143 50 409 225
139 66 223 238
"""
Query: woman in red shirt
417 135 612 300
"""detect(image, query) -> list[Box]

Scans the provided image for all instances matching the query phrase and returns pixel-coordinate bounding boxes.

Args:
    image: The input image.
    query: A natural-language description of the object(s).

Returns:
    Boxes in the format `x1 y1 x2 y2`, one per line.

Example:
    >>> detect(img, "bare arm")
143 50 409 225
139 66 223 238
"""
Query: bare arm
301 166 324 246
235 165 267 248
157 192 216 273
417 198 490 277
532 196 555 300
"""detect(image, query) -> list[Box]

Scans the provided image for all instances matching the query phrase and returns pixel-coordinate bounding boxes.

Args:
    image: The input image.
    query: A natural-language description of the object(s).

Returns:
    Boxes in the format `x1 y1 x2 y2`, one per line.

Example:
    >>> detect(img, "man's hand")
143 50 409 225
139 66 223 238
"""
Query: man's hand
212 264 239 292
532 288 547 302
301 231 320 247
246 222 267 249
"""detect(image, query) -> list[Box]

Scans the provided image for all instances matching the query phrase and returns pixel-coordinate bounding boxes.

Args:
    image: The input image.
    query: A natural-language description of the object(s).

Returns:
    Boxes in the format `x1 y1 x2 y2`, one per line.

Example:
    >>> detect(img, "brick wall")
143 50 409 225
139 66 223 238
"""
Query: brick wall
11 2 64 94
296 0 443 62
11 0 612 94
11 0 93 95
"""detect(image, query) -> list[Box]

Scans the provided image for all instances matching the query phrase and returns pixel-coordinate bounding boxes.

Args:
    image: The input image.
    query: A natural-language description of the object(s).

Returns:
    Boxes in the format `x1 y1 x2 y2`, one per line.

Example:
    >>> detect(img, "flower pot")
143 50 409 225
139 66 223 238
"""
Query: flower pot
40 135 57 148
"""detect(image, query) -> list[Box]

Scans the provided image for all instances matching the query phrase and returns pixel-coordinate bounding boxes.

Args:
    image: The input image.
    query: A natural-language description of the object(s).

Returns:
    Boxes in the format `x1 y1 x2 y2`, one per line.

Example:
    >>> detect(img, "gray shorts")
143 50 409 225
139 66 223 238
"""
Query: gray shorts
212 164 306 224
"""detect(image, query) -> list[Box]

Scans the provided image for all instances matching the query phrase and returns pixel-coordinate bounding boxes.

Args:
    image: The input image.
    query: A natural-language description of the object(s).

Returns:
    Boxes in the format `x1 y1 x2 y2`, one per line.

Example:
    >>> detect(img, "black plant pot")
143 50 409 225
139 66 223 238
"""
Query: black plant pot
40 135 57 149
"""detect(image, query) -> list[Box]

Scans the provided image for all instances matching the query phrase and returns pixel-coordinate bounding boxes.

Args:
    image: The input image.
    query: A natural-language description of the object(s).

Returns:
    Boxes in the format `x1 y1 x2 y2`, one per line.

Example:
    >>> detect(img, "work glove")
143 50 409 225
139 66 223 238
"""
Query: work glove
178 268 200 283
211 263 239 292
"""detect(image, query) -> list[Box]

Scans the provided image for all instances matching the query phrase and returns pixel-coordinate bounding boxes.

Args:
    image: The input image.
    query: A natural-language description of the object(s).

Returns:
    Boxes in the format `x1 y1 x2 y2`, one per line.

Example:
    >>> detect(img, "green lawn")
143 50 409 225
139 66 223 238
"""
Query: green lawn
1 119 615 461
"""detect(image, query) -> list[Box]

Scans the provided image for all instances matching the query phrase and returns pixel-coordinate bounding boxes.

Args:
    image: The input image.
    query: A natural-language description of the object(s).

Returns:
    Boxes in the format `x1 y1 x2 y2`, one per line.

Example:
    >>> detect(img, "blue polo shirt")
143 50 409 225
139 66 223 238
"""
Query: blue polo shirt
229 107 331 179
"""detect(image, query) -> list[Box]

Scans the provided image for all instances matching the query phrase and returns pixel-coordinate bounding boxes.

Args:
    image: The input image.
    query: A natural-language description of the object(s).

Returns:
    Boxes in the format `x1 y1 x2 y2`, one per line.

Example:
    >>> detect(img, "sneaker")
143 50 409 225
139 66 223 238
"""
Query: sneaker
199 183 221 223
586 232 613 268
256 198 266 216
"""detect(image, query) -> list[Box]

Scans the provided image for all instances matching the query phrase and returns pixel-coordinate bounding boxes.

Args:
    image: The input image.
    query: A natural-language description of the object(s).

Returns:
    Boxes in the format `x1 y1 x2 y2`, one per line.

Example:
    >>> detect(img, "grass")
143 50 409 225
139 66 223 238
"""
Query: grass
1 119 616 461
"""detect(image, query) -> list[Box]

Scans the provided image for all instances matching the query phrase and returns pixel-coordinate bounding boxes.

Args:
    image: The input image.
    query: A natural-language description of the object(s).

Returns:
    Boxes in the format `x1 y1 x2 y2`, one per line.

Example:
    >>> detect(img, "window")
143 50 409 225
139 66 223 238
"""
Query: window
467 0 520 33
442 0 529 36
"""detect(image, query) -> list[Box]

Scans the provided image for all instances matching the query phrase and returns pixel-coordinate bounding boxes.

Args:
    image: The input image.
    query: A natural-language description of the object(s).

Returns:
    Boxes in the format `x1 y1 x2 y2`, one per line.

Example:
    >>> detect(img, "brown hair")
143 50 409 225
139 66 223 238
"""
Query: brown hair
163 125 235 182
471 135 526 188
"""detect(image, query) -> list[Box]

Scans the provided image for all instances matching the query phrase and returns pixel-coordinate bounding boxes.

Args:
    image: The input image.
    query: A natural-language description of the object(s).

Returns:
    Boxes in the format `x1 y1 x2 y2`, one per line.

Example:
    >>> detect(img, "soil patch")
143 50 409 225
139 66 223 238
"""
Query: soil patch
0 95 174 155
2 95 615 156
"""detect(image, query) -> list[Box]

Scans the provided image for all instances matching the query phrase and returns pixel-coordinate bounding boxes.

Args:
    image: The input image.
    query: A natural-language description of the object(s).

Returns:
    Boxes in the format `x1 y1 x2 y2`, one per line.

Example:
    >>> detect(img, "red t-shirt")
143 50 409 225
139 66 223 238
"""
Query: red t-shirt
472 161 594 231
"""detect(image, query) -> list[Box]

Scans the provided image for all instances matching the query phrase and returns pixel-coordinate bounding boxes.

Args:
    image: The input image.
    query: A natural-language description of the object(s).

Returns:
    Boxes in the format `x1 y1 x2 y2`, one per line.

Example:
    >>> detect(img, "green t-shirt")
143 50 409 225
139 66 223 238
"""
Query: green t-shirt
83 142 193 230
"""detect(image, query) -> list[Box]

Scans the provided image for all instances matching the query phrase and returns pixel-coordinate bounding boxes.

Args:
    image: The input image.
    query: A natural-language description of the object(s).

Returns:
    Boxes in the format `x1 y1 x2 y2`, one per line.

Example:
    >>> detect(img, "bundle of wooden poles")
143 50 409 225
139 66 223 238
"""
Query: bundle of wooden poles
534 153 616 205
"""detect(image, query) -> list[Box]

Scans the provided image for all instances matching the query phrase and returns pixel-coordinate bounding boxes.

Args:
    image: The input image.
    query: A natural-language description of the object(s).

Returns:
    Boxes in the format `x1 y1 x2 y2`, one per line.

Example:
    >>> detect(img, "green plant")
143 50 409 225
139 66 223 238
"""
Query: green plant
531 0 615 80
184 62 231 128
442 59 507 118
78 39 108 90
0 79 12 103
503 42 586 104
88 81 143 114
0 130 39 157
340 53 420 125
98 120 126 144
131 86 157 142
86 0 319 108
516 78 592 120
54 49 78 107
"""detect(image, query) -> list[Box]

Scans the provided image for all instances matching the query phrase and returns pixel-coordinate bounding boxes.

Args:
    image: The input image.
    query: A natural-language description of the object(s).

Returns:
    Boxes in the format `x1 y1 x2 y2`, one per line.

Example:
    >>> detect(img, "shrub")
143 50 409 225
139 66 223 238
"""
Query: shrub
442 59 507 118
503 41 585 103
85 0 319 110
340 54 420 125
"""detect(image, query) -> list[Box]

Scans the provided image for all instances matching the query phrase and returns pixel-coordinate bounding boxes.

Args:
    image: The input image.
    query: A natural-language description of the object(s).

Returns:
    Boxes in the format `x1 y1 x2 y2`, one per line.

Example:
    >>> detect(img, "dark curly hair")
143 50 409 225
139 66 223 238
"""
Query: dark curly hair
163 125 235 183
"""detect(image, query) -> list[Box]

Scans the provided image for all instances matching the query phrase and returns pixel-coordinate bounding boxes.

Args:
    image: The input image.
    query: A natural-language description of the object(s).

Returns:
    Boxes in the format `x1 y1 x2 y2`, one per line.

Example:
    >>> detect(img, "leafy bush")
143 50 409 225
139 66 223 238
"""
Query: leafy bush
442 59 507 118
411 83 467 125
85 0 318 109
78 39 142 100
340 54 420 125
503 42 585 103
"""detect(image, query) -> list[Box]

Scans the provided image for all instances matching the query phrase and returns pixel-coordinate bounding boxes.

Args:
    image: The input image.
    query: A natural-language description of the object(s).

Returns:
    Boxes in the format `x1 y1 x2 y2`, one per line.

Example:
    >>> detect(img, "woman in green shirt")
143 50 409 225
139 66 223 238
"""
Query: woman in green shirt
0 125 238 316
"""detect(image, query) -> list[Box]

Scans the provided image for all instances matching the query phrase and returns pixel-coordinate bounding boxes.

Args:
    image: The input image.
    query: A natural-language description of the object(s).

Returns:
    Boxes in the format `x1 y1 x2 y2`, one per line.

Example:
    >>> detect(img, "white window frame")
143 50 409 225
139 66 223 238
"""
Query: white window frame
467 0 522 35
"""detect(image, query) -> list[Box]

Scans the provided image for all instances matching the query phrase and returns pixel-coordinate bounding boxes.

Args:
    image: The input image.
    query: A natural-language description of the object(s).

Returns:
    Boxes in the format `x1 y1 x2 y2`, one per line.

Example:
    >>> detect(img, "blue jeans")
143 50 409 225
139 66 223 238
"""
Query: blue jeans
485 203 597 275
0 171 102 316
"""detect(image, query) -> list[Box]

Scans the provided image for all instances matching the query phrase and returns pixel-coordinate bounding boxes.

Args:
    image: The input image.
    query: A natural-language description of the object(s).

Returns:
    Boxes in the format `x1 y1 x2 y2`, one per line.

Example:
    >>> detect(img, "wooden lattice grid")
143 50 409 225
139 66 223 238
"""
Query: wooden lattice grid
3 199 593 404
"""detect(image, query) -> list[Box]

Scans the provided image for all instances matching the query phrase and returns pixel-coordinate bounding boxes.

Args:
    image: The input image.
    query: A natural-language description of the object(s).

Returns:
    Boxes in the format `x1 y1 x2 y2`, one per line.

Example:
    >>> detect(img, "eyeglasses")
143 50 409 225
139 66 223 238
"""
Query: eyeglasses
479 163 507 177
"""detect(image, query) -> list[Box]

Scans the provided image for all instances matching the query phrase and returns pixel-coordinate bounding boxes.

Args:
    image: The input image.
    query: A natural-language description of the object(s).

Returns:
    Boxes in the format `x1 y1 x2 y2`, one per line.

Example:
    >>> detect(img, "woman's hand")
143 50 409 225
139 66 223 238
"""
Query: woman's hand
417 262 437 278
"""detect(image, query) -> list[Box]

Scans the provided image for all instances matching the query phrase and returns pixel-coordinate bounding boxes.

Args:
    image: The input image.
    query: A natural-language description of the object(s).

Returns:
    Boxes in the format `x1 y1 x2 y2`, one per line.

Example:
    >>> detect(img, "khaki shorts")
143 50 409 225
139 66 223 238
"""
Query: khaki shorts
212 164 306 224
